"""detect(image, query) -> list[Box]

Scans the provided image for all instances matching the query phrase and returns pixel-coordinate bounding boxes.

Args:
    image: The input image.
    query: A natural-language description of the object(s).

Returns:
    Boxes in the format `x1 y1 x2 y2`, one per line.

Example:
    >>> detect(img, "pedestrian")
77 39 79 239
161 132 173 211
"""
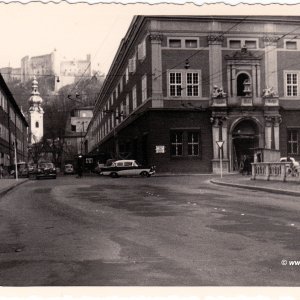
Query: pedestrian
243 155 251 175
0 164 3 179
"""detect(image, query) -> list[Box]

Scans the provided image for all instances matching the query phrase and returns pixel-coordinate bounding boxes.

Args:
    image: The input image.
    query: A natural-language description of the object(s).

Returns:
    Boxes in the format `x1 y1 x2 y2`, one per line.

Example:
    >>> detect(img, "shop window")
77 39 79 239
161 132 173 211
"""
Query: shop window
288 130 298 155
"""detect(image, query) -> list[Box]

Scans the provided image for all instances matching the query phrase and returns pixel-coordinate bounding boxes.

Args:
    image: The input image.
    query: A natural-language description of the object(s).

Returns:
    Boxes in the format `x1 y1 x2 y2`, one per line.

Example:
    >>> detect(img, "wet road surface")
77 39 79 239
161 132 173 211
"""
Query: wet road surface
0 175 299 286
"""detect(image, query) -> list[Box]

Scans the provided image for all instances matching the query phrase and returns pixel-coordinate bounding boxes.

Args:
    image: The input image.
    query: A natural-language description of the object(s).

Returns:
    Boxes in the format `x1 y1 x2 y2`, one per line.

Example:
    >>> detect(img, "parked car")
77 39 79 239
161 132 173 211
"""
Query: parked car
100 160 156 178
64 163 75 175
10 162 29 178
36 162 57 179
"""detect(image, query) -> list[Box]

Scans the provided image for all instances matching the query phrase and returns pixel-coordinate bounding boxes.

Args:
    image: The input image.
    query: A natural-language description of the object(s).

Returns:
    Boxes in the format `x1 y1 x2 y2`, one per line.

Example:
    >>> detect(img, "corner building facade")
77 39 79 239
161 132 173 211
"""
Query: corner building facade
86 16 300 173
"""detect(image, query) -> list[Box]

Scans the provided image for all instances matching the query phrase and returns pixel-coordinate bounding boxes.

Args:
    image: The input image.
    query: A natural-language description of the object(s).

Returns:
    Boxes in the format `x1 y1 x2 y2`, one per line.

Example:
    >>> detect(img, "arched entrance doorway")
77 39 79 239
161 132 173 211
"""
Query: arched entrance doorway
231 119 259 171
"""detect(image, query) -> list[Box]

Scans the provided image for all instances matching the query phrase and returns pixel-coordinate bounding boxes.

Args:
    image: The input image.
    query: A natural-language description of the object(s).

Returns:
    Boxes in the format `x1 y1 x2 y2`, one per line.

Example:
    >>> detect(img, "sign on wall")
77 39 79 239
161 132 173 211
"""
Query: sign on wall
155 145 166 154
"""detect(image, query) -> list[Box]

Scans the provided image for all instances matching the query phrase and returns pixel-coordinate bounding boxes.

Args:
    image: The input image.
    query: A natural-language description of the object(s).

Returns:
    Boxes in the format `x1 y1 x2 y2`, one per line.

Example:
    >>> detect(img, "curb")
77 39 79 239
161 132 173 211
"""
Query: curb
0 179 29 198
210 179 300 197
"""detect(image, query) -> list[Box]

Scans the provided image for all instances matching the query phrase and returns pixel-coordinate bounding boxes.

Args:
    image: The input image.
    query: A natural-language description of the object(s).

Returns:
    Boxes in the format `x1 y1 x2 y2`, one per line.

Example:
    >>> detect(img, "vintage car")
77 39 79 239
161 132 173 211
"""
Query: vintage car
10 162 29 178
100 160 156 178
36 162 57 179
64 163 75 175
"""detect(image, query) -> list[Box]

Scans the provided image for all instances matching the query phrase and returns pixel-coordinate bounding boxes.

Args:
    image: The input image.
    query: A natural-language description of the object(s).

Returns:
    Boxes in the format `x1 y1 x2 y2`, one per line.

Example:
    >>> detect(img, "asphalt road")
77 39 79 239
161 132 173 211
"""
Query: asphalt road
0 174 299 286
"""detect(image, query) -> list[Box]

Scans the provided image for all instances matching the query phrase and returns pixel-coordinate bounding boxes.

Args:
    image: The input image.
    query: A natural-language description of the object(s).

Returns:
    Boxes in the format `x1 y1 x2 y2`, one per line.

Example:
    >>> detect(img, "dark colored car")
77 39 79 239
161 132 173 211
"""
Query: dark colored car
36 162 57 180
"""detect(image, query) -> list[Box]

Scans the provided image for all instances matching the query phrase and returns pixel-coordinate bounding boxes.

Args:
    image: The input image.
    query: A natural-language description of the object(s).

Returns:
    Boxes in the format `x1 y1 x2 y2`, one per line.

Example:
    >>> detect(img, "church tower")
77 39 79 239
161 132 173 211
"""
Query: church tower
28 76 44 144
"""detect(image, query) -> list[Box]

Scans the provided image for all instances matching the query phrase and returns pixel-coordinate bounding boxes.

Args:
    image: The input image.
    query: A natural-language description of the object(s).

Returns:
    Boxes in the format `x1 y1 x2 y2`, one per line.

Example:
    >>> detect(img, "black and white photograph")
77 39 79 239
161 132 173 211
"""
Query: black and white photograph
0 1 300 296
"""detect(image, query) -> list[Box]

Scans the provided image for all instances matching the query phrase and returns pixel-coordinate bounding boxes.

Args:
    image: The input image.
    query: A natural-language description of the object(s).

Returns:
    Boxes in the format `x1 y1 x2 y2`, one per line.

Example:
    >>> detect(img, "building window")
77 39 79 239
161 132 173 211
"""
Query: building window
141 75 147 102
35 121 39 128
169 72 182 96
286 72 298 96
170 130 201 157
171 131 183 156
288 130 298 155
71 125 76 131
229 39 257 49
185 39 198 48
186 72 199 96
229 40 241 49
138 38 146 60
125 68 129 83
187 132 199 156
286 41 297 50
245 40 257 49
132 86 137 110
169 70 201 97
169 39 182 48
128 54 136 73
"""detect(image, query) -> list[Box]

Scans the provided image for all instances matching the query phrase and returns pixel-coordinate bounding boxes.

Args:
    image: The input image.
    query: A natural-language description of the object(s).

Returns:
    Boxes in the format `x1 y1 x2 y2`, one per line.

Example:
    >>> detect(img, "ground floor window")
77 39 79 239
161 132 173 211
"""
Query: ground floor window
287 129 299 155
170 130 201 157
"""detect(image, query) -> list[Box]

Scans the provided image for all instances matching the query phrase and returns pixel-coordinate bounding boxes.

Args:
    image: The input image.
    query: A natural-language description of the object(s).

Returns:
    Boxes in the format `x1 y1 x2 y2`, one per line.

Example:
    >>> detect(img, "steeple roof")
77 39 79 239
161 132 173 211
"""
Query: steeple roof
29 76 43 105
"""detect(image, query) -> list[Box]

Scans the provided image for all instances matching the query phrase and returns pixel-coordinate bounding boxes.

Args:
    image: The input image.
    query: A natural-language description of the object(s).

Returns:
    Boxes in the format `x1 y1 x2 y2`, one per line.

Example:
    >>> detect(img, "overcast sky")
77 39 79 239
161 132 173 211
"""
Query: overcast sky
1 2 300 76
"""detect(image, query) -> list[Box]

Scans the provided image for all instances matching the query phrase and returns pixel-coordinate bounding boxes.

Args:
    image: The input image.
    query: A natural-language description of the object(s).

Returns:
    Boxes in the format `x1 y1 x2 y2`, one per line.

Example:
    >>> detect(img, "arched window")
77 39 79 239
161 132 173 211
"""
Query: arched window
237 73 250 96
35 121 39 128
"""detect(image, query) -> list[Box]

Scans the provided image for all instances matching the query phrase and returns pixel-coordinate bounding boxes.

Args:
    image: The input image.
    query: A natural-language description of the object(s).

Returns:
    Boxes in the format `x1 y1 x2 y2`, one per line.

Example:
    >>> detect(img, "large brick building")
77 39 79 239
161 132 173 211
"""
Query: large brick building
0 73 28 168
86 15 300 173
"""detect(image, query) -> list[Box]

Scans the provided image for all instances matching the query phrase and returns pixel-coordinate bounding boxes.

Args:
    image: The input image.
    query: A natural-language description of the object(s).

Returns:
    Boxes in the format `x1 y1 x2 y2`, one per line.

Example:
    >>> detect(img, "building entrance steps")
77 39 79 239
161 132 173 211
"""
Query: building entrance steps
211 174 300 197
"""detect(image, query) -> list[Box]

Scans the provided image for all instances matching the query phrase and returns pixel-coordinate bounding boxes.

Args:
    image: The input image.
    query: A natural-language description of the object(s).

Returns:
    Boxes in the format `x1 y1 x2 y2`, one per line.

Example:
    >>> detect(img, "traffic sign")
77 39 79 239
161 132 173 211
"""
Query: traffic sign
216 141 224 149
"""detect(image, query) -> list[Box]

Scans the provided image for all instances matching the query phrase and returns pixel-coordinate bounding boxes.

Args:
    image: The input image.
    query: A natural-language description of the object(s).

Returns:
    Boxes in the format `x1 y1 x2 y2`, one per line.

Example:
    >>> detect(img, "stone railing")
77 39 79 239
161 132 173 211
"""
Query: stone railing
251 162 300 182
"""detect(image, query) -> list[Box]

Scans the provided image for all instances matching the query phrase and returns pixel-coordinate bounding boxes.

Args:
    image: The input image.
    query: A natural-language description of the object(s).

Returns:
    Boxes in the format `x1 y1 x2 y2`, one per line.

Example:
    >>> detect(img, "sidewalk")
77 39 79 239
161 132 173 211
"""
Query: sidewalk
211 174 300 197
0 178 28 198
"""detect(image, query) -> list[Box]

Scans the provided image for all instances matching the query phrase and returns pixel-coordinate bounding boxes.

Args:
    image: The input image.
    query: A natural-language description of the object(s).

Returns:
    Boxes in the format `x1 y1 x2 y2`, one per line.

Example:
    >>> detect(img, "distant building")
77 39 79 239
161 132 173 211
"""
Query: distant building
58 54 91 90
0 67 22 83
86 15 300 174
1 50 91 92
63 106 93 162
0 73 28 167
28 77 44 144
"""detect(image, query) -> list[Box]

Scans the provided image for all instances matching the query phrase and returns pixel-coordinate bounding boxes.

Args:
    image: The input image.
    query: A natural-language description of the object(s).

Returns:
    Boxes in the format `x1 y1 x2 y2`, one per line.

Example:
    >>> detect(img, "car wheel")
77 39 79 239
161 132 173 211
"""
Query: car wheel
110 172 119 178
140 171 149 177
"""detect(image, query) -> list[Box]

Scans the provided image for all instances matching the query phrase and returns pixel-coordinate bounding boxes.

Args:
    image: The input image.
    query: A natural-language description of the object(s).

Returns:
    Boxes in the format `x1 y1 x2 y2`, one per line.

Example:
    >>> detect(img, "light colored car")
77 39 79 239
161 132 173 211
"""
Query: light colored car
64 163 74 175
280 157 300 174
100 159 156 178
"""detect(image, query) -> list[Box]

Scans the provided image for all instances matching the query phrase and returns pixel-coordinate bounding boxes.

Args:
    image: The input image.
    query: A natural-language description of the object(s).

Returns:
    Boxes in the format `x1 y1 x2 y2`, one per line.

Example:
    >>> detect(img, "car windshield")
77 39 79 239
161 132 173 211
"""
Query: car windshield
39 163 54 168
